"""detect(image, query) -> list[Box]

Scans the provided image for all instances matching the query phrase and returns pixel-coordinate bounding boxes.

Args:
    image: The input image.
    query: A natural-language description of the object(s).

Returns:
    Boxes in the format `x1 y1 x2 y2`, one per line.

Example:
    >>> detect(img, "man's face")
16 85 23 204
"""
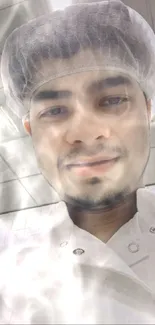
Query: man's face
28 50 151 207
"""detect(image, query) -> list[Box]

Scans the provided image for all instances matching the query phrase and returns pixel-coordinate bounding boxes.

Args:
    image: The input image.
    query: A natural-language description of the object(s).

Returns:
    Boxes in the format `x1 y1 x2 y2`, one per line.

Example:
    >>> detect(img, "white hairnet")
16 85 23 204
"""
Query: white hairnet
1 0 155 115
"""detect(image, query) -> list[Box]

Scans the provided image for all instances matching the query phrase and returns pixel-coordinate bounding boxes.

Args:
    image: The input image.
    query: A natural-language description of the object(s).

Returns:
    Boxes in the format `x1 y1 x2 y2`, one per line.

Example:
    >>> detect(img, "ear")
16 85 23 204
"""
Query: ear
146 99 152 121
22 113 31 135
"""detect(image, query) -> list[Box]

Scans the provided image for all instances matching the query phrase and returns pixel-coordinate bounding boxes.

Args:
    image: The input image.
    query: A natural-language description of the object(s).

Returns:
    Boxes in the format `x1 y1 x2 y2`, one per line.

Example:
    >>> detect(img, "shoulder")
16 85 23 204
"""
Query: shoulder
0 200 69 274
0 201 67 248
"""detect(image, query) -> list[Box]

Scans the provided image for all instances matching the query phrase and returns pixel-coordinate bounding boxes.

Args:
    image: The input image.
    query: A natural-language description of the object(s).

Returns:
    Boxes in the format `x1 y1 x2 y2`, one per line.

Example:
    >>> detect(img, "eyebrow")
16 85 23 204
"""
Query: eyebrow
88 75 133 92
33 75 133 101
33 90 72 101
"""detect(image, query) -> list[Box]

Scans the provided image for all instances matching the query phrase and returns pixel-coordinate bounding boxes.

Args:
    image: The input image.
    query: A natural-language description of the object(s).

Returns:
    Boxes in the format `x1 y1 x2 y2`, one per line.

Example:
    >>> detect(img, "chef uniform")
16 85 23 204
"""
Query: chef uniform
0 187 155 324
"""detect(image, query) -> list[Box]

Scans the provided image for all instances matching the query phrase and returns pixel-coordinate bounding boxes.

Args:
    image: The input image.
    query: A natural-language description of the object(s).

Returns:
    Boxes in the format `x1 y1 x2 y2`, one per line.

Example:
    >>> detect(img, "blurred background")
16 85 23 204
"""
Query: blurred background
0 0 155 216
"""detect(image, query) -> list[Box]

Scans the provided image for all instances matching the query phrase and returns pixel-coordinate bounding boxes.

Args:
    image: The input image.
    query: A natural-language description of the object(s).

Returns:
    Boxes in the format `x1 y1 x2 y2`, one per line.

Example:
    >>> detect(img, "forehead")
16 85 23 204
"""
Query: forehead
33 48 138 93
35 71 135 95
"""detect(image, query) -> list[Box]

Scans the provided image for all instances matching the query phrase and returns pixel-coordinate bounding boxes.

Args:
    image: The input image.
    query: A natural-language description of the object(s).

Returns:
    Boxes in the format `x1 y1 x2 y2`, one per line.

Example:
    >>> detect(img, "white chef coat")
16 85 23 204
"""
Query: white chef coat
0 187 155 324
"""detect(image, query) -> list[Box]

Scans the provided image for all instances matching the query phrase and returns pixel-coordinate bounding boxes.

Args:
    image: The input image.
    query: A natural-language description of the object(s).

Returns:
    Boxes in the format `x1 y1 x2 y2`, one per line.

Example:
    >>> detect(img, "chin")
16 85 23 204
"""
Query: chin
60 177 130 206
63 174 125 198
63 187 130 211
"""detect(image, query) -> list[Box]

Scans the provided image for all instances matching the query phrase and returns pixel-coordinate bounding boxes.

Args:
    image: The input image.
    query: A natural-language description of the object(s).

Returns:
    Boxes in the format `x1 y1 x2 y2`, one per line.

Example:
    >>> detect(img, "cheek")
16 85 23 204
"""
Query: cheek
31 124 62 166
121 115 150 159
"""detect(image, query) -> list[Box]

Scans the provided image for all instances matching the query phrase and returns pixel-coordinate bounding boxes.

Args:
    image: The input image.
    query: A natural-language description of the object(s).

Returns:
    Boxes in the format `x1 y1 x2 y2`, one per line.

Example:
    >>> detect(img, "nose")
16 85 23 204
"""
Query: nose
65 114 111 146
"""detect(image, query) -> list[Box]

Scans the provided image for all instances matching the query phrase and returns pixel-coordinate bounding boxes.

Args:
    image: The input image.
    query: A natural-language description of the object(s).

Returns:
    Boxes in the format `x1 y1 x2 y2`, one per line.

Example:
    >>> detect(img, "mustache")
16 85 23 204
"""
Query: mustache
58 143 127 169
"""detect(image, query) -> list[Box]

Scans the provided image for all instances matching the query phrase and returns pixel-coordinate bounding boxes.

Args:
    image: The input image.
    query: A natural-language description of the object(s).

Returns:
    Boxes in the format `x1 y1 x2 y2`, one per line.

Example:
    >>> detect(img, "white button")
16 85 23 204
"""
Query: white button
149 227 155 234
128 242 139 253
60 241 68 247
73 248 85 255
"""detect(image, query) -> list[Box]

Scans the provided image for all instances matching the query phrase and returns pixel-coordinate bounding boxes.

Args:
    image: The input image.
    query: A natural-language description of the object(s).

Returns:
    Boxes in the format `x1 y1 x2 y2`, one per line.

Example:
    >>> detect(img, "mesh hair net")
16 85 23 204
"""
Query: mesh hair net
1 0 155 116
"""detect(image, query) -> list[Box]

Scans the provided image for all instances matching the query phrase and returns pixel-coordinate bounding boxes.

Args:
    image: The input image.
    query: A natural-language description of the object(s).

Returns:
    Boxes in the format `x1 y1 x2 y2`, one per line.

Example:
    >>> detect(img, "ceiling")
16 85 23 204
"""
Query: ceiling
0 0 155 215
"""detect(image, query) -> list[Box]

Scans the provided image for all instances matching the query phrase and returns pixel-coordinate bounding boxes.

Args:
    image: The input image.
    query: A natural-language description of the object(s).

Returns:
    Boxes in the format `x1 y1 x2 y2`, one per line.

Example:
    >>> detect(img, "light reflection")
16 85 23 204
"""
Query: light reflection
51 0 71 10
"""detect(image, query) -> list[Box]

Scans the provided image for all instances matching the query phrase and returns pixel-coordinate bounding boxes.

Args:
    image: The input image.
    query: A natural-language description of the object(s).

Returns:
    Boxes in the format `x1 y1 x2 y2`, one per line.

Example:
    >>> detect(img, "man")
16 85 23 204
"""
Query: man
1 0 155 323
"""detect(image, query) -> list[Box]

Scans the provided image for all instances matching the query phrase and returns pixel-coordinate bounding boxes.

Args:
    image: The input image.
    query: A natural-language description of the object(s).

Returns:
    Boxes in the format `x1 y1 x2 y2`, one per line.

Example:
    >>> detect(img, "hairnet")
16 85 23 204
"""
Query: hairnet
1 0 155 116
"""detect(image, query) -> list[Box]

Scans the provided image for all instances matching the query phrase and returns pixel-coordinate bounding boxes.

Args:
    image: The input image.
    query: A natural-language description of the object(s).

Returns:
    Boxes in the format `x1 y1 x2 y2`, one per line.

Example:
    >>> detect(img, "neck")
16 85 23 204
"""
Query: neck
67 192 137 243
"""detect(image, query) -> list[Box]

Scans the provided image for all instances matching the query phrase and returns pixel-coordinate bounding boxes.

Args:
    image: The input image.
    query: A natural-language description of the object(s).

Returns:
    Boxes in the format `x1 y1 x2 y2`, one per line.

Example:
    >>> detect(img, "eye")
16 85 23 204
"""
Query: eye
98 96 130 114
99 96 129 107
39 106 68 118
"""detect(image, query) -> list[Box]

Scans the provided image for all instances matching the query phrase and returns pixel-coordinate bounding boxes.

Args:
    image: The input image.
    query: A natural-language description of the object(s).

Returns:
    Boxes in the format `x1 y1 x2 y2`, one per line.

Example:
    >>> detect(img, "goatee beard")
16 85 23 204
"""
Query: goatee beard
64 189 130 212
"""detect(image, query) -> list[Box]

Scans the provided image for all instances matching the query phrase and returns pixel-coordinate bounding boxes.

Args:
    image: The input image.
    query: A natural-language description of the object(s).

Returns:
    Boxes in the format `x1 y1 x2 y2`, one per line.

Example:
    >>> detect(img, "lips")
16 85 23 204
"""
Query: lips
66 156 119 169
